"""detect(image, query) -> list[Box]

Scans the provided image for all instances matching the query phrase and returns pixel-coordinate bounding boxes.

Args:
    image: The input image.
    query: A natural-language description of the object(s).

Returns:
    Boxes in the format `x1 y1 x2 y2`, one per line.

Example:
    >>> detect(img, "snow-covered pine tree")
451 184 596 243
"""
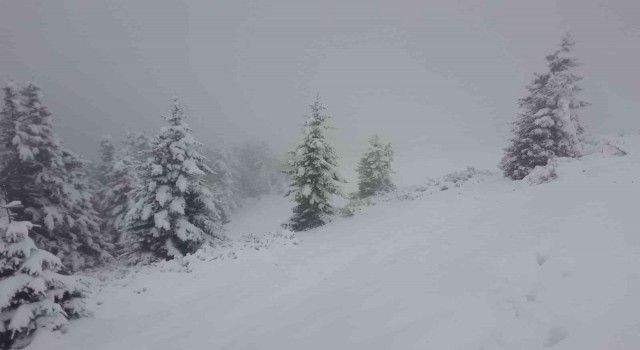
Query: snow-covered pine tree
95 131 151 245
204 145 240 224
60 148 112 265
0 81 22 170
356 135 395 198
284 96 345 232
0 215 90 349
94 136 116 188
0 82 110 271
500 33 589 180
123 97 224 262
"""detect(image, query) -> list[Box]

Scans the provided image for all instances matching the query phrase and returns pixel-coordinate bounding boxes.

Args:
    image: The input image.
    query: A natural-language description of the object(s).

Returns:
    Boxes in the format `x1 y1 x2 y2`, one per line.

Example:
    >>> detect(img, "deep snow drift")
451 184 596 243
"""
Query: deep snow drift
29 135 640 350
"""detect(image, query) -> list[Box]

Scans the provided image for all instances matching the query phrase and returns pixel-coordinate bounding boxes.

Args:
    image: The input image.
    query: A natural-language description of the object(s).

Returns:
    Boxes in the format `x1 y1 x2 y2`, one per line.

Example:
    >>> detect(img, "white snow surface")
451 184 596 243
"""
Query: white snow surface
29 134 640 350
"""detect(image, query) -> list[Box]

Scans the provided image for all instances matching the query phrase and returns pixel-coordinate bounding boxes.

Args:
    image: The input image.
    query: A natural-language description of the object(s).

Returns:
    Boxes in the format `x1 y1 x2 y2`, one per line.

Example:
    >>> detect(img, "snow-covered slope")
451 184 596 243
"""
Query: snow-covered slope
31 135 640 350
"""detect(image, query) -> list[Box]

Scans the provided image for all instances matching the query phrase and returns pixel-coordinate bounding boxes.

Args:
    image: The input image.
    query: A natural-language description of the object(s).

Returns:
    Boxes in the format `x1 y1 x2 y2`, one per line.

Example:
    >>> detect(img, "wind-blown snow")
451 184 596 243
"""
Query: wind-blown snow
29 134 640 350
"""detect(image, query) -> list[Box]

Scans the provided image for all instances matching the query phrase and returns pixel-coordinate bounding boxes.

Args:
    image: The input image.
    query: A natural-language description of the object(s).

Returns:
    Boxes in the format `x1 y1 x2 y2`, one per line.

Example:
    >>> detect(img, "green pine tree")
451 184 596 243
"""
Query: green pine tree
356 135 395 198
284 96 345 232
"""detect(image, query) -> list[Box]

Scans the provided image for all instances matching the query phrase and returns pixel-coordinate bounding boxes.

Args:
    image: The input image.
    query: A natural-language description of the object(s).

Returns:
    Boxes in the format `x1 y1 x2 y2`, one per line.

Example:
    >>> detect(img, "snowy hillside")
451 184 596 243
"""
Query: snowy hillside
30 134 640 350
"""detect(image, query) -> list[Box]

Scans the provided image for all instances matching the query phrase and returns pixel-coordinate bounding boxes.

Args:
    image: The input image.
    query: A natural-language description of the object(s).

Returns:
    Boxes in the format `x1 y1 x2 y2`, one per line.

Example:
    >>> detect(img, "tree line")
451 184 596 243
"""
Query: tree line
0 33 588 347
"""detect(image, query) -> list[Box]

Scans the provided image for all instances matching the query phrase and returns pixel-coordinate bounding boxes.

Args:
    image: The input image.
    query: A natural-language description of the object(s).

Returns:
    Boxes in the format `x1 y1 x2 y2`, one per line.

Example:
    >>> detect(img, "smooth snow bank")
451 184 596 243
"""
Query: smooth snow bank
29 134 640 350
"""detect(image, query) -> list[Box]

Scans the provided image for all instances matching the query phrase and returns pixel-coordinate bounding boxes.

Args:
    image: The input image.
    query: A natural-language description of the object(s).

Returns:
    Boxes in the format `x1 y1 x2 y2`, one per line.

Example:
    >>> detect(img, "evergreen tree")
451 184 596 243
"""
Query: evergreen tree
123 97 224 262
60 148 111 267
0 214 89 349
0 81 22 170
0 83 109 270
500 33 589 180
284 96 345 232
356 135 395 198
95 132 151 244
94 136 116 187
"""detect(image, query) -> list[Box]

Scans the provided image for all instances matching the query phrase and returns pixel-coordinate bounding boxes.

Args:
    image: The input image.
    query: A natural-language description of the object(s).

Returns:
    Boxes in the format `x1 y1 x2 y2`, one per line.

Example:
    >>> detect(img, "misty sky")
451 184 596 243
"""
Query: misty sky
1 0 639 185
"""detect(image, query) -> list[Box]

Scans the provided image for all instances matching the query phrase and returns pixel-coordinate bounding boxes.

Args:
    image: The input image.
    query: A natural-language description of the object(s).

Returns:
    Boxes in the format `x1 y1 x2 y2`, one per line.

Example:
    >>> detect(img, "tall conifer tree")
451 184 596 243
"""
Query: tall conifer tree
285 96 345 232
123 97 223 262
500 34 589 180
0 83 109 270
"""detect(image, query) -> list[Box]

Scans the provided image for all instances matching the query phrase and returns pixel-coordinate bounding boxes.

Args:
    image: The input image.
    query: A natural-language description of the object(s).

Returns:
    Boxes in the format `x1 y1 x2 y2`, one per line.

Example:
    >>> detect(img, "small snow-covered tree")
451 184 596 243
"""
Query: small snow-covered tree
500 33 589 180
356 135 395 198
0 215 90 349
284 96 345 232
123 97 224 262
95 132 151 245
0 82 110 271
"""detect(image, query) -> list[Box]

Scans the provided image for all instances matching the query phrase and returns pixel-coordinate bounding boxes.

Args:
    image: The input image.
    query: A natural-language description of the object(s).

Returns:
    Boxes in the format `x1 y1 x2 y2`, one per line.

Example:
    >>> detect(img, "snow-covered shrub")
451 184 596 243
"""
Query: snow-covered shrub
442 167 480 187
346 167 491 214
240 230 300 251
595 138 628 156
0 218 90 349
133 230 300 273
523 159 558 185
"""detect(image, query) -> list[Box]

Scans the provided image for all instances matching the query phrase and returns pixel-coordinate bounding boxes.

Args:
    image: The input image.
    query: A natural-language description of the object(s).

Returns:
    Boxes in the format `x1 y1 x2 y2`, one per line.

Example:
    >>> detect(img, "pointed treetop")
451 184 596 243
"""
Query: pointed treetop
1 80 20 113
560 32 575 52
100 136 116 164
306 93 330 127
311 93 324 110
546 32 579 73
22 82 44 100
166 95 186 126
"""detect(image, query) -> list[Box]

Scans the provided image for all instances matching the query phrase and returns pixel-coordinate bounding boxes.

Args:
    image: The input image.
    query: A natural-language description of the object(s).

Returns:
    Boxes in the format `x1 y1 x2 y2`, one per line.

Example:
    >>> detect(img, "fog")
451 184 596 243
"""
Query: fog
1 0 639 185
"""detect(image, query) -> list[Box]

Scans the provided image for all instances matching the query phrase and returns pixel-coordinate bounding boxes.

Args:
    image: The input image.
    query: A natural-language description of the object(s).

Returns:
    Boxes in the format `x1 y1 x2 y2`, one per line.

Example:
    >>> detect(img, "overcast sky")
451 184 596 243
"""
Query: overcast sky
1 0 639 184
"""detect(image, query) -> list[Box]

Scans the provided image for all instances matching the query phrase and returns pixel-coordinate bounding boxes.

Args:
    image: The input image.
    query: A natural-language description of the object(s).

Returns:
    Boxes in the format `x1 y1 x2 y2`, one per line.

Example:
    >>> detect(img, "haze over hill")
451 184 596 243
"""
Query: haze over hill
1 0 639 179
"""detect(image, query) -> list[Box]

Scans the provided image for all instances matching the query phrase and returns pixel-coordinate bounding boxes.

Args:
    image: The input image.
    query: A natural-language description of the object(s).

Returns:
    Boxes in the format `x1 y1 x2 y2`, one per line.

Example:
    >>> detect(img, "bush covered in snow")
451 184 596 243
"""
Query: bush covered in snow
523 159 558 185
346 167 491 212
0 217 90 349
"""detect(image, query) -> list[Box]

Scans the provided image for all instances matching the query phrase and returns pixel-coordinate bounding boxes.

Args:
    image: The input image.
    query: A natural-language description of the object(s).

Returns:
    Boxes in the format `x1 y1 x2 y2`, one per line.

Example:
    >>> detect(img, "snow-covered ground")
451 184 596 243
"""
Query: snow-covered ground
30 135 640 350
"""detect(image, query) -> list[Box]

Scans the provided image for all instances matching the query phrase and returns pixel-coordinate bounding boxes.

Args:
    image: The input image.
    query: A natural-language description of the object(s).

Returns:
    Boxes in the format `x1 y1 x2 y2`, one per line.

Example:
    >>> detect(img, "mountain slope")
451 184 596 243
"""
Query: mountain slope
30 135 640 350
